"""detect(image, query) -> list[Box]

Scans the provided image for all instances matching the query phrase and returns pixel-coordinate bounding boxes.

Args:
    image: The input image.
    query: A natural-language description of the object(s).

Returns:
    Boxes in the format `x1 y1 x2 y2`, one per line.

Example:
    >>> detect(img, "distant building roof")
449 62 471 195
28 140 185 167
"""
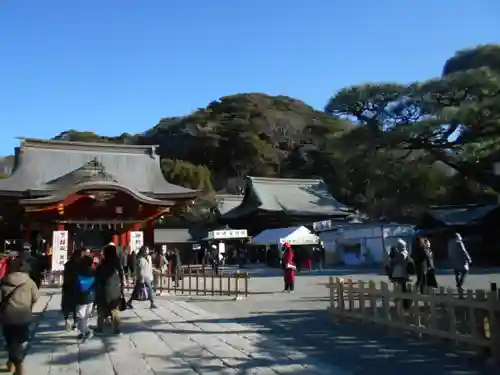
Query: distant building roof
222 176 351 219
426 204 498 226
215 194 244 215
0 138 198 200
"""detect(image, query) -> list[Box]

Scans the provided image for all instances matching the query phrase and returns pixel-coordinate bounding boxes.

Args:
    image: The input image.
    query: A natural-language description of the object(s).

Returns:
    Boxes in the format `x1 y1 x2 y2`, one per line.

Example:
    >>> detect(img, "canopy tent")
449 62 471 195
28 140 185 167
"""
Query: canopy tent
251 226 319 246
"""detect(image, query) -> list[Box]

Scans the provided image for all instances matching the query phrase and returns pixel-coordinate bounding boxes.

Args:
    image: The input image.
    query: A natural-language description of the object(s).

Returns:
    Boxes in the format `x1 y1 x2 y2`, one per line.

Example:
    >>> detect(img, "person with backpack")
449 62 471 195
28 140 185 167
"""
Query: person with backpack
0 257 40 375
74 255 96 342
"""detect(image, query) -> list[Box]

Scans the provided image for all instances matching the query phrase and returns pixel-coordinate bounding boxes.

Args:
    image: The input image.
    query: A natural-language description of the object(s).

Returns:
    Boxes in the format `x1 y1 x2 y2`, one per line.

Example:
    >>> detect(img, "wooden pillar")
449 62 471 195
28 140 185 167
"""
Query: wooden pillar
23 224 31 244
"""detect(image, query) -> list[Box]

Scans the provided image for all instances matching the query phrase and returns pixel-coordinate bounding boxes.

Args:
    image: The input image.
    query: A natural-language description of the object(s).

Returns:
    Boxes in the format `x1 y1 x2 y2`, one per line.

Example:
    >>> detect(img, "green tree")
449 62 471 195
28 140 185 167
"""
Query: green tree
161 159 213 192
325 44 500 193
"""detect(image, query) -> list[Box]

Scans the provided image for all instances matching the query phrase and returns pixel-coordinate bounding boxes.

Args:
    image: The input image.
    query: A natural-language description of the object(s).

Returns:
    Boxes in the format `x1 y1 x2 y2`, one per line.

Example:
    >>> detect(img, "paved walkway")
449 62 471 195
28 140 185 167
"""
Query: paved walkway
3 289 498 375
8 291 350 375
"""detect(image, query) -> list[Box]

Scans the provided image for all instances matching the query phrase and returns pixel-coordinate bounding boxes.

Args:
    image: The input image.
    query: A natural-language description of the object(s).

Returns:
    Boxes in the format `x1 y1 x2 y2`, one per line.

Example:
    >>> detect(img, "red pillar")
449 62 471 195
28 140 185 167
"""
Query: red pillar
120 232 127 248
57 224 65 231
112 234 119 246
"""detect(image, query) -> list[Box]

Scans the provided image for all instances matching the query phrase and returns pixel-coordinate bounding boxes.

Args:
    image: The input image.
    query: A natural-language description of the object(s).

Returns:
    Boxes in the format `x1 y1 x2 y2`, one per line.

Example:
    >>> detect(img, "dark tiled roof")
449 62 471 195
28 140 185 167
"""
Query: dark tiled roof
20 181 174 206
0 138 197 198
215 194 244 215
154 228 197 243
222 176 351 219
427 204 498 226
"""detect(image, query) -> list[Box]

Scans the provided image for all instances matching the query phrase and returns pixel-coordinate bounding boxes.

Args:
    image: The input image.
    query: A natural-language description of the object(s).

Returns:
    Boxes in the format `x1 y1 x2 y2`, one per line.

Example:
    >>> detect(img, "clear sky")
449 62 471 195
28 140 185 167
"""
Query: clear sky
0 0 499 154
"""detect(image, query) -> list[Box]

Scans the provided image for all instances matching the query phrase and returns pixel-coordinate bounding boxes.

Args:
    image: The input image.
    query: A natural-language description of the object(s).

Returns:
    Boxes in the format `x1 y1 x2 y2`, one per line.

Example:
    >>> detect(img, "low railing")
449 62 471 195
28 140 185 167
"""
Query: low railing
42 265 249 299
326 276 500 362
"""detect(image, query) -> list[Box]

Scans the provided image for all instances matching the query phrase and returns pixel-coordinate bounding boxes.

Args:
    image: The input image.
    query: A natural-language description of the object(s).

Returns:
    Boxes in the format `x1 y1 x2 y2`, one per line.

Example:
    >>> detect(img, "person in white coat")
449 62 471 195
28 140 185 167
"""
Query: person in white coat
388 239 411 292
127 246 157 309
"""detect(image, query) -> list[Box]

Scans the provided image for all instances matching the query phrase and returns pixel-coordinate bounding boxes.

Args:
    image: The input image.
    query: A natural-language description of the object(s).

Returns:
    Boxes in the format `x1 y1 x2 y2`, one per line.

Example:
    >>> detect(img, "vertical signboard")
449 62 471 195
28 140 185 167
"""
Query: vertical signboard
52 230 69 271
129 231 144 253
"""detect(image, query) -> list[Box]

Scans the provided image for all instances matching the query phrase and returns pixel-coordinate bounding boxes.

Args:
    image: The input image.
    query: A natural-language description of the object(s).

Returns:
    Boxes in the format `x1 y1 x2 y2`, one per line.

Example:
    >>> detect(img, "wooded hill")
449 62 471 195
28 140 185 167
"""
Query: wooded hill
3 44 500 221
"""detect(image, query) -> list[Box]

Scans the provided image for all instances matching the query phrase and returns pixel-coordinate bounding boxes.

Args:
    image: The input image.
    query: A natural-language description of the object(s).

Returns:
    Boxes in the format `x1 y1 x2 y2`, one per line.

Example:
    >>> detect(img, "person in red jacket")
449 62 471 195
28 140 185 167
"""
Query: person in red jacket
281 242 296 292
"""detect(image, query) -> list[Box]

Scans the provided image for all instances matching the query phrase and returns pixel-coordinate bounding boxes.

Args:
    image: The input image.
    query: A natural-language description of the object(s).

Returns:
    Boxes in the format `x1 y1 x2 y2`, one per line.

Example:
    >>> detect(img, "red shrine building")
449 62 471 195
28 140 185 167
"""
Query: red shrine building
0 138 198 268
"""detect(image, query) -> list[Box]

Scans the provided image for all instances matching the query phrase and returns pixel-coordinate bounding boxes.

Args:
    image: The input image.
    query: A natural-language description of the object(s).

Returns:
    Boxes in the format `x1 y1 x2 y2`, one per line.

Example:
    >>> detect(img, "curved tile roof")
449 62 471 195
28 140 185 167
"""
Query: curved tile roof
19 180 175 206
0 138 198 198
222 176 351 219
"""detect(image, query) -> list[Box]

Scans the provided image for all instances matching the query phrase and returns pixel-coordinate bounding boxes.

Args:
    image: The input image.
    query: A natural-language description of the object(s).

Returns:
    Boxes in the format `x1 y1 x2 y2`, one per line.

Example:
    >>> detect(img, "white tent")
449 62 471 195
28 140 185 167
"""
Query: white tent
251 226 319 246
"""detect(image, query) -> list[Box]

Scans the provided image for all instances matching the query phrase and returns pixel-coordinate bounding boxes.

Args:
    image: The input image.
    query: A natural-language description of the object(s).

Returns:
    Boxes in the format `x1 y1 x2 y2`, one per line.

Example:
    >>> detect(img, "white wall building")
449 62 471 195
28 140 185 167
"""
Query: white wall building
313 220 415 266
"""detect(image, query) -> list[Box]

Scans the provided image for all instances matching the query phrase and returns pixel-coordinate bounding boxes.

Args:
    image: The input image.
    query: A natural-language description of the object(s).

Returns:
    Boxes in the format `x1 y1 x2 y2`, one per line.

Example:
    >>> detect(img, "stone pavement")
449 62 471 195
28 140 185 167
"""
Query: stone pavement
8 290 353 375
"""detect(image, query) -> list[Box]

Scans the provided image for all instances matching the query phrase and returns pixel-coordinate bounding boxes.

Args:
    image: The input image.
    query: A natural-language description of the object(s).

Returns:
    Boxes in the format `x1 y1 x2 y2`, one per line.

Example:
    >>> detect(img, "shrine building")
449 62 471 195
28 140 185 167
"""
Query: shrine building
0 138 199 265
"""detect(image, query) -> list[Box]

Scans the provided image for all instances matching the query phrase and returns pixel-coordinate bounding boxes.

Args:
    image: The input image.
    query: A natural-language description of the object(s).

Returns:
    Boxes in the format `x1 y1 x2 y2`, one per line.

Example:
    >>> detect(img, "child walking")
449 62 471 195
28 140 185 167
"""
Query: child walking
74 256 96 342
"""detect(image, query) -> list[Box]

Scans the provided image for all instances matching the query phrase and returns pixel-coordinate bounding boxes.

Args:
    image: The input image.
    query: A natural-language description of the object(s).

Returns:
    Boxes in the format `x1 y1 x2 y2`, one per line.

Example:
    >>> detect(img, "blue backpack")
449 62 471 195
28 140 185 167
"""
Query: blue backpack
76 274 95 293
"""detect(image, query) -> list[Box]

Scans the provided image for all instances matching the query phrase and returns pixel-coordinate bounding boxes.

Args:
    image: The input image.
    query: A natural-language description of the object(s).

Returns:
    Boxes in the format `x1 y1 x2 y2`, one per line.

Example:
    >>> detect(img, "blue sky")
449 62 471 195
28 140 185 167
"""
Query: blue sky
0 0 499 154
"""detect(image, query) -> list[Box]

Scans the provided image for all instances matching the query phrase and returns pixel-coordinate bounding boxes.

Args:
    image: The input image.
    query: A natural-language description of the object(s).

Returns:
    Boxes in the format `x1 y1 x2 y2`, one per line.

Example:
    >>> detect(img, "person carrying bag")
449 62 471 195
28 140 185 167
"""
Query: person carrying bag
0 257 40 375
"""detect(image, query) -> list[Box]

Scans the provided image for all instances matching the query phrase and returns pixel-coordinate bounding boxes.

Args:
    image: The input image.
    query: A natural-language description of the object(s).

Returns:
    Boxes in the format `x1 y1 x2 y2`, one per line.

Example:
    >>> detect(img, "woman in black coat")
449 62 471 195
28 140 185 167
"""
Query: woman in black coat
169 248 182 286
95 244 124 334
61 249 83 330
412 236 436 293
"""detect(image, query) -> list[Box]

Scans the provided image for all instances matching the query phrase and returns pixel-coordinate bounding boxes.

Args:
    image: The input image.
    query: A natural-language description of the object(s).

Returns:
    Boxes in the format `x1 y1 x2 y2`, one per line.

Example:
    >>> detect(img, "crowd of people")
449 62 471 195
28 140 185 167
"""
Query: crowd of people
0 242 183 375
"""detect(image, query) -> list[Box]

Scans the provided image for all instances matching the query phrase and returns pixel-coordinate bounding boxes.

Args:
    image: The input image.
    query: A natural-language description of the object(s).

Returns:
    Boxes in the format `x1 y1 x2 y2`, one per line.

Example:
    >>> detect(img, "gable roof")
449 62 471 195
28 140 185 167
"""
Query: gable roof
426 204 498 226
0 138 197 198
222 176 351 219
215 194 244 215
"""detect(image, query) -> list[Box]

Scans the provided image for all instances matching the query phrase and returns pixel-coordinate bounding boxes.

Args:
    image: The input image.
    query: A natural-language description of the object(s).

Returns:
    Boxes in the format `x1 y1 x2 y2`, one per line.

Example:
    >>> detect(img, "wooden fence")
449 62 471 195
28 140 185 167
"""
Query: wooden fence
326 276 500 362
42 265 249 299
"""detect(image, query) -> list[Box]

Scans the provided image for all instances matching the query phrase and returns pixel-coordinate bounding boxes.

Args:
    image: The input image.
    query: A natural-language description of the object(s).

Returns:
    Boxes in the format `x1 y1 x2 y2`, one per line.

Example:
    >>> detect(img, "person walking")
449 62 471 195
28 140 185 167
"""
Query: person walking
73 256 96 342
448 232 472 297
282 242 296 292
153 247 168 295
61 249 82 331
169 248 182 287
94 244 124 335
412 236 436 293
0 257 40 375
127 246 157 309
388 238 413 309
125 247 136 287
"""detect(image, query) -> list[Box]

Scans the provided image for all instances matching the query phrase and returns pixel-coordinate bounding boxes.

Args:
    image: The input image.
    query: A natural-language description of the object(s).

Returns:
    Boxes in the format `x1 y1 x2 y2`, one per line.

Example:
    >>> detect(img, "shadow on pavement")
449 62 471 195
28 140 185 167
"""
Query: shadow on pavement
181 309 496 375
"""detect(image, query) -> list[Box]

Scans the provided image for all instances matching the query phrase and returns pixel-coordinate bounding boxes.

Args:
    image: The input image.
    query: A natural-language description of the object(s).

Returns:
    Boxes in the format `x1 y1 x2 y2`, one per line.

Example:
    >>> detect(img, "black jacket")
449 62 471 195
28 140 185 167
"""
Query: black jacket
96 259 124 308
61 258 80 312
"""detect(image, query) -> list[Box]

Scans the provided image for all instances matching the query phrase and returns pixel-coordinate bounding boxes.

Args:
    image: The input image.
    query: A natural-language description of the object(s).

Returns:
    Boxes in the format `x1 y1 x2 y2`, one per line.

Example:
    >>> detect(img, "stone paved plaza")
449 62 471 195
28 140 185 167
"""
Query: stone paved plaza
2 267 499 375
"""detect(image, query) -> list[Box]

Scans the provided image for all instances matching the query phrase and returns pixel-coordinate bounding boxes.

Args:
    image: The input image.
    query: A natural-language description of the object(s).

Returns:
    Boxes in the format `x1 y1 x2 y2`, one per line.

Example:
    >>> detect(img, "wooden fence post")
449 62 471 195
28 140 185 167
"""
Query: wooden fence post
488 289 500 363
358 280 365 316
328 276 335 310
195 269 199 295
369 280 377 319
347 279 354 311
244 272 249 297
233 272 240 300
380 281 390 322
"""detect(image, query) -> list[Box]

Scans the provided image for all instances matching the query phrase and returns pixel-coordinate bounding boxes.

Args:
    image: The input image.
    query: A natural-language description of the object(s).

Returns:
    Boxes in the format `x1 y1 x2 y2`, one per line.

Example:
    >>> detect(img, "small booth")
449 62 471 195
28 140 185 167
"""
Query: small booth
313 220 415 266
204 228 249 265
251 226 320 267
